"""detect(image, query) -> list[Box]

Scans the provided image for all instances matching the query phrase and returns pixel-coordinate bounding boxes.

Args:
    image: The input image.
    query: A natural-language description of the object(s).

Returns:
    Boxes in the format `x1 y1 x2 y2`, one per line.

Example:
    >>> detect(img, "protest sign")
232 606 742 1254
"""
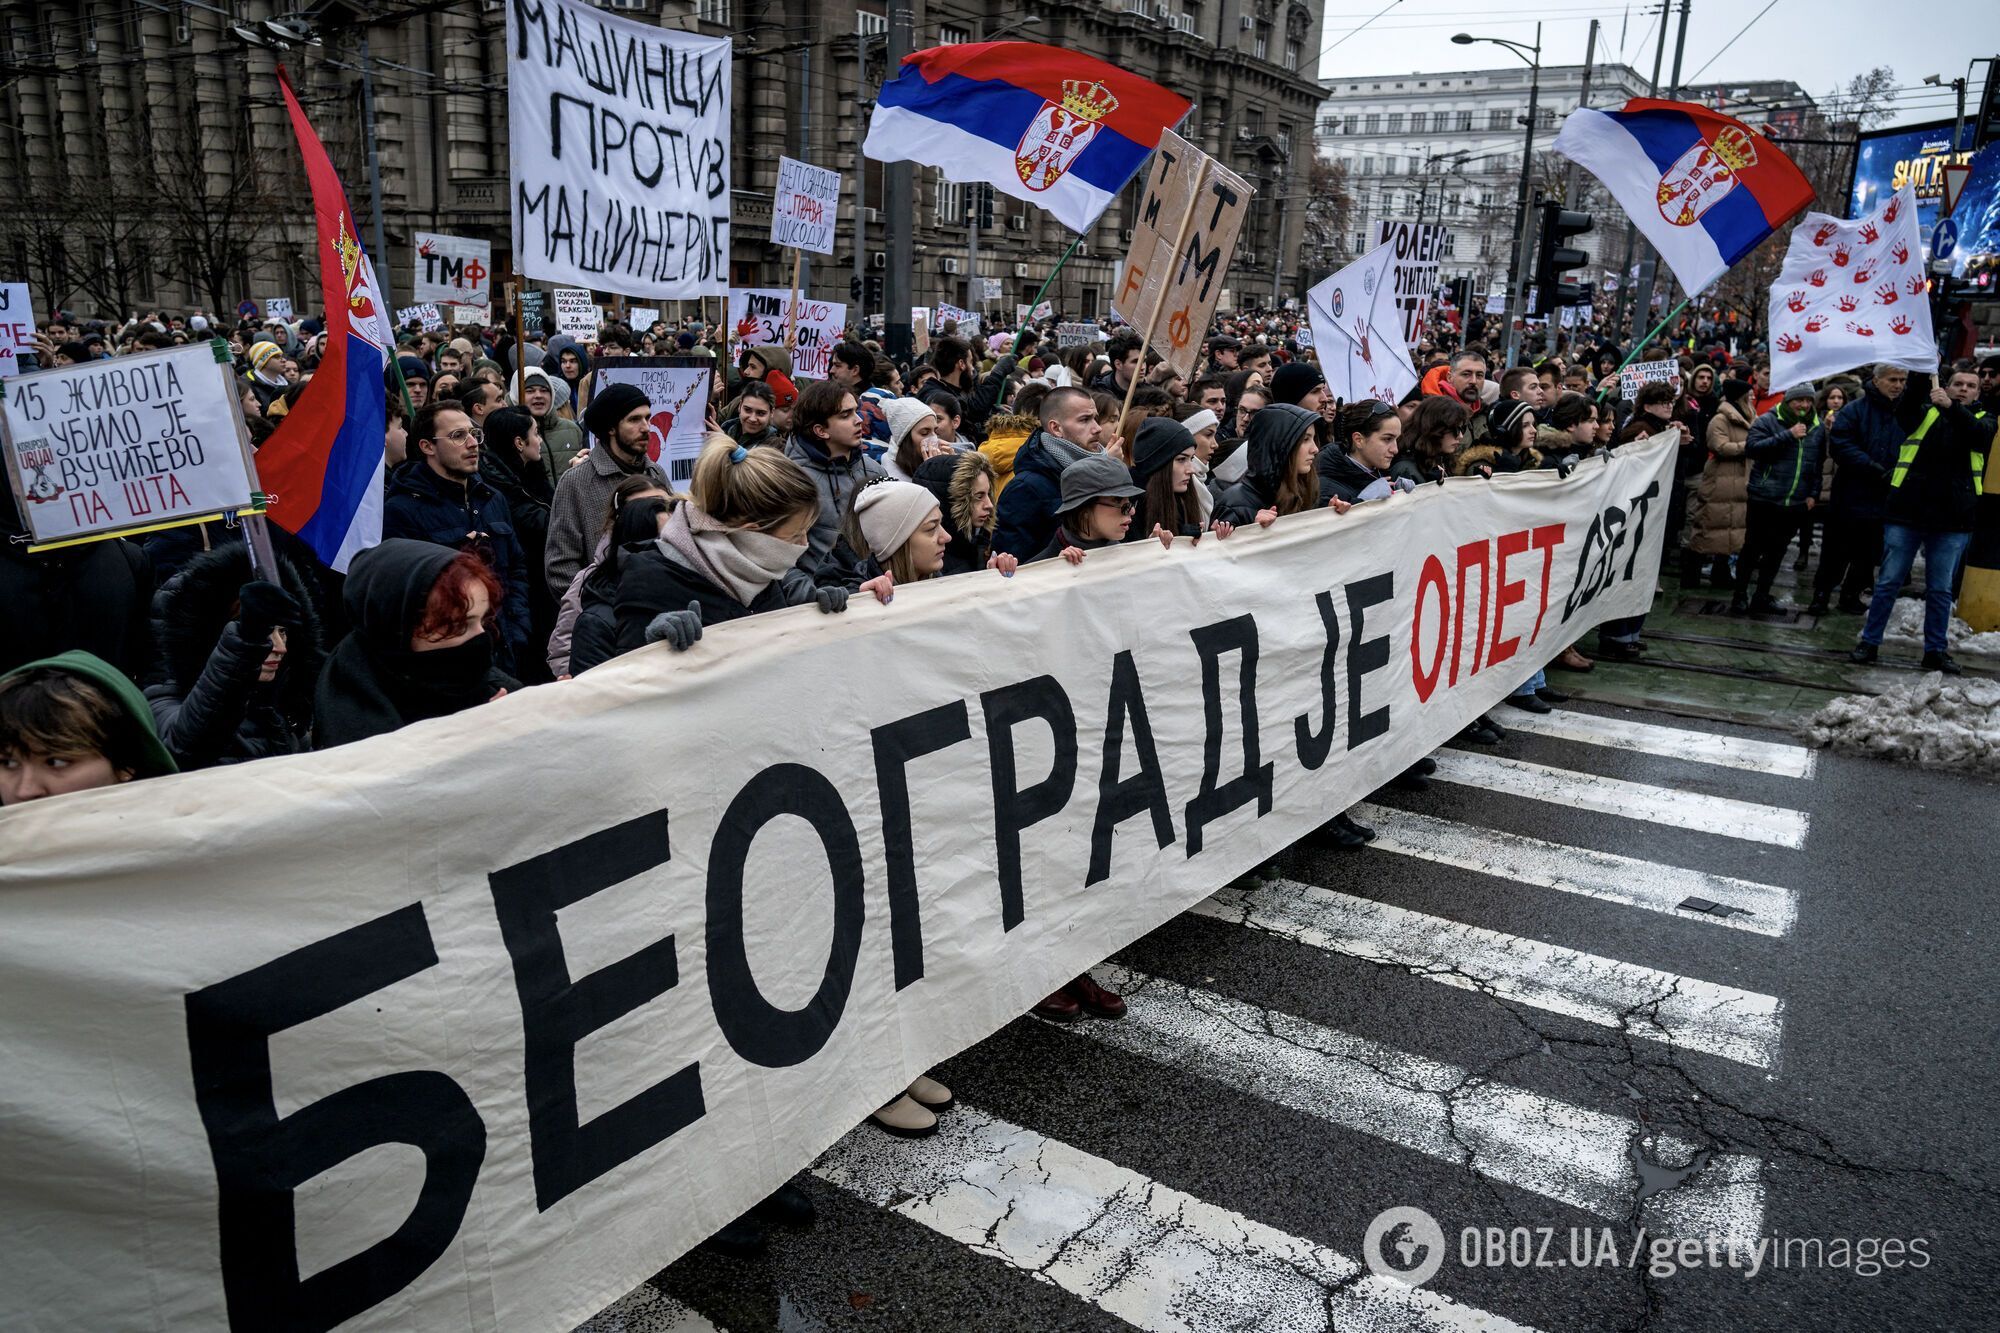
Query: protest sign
1371 220 1450 346
1618 359 1682 400
1056 322 1098 349
1295 327 1315 350
0 282 33 377
0 436 1674 1333
911 306 931 356
507 0 730 298
0 342 258 547
553 288 598 340
518 289 548 330
413 232 493 306
934 302 979 335
1484 292 1508 314
453 304 489 327
977 277 1004 302
770 156 841 255
1306 241 1419 408
630 306 661 330
1016 300 1056 325
1112 130 1254 379
396 303 446 333
729 290 848 378
263 297 294 321
591 357 713 486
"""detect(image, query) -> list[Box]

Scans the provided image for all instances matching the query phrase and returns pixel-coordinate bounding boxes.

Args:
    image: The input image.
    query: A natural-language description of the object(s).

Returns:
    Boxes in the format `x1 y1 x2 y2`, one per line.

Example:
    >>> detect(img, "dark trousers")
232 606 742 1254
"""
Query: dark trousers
1741 500 1807 601
1812 509 1883 606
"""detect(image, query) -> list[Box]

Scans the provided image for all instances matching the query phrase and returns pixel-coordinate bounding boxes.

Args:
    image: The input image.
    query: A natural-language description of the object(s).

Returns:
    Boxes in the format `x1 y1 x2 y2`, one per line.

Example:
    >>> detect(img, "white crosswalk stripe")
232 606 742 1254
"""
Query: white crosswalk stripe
813 1104 1544 1333
1349 804 1799 936
1430 748 1811 848
1064 965 1765 1242
1495 708 1818 778
1195 879 1785 1069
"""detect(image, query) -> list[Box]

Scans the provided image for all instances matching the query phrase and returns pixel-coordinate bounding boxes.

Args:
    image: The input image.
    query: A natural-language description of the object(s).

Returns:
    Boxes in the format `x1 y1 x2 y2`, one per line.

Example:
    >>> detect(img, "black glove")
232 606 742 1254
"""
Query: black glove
236 580 302 640
1555 454 1579 479
814 585 849 614
645 601 704 651
1472 462 1495 480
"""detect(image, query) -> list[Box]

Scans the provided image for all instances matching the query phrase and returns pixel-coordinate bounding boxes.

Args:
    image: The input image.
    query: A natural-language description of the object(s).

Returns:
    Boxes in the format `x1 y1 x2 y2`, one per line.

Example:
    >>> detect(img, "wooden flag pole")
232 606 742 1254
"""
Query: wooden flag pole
785 250 802 350
1118 168 1206 448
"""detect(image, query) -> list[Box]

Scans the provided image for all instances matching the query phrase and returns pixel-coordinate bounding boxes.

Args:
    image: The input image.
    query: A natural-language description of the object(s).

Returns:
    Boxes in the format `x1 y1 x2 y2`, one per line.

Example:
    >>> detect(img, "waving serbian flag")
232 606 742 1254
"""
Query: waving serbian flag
1553 98 1815 296
256 67 393 572
863 42 1192 233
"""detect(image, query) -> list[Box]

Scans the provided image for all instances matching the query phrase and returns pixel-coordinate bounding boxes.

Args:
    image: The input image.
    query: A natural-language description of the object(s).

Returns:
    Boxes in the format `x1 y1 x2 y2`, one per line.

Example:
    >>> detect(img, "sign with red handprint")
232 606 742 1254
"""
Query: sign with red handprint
1767 182 1935 389
411 231 492 307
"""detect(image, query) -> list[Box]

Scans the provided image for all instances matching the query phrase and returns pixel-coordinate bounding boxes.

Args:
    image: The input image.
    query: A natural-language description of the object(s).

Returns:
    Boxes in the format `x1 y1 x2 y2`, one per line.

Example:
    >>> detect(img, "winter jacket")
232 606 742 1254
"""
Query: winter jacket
783 431 887 576
723 417 782 450
1884 390 1989 533
381 460 532 668
0 507 154 682
506 367 588 480
545 444 670 599
1685 398 1752 556
1455 440 1544 476
1827 383 1906 519
978 414 1037 498
144 546 325 767
913 452 996 576
992 429 1088 558
1390 456 1446 488
480 442 557 679
944 354 1017 440
1744 406 1823 509
1030 524 1118 563
1317 446 1389 506
1213 404 1320 526
610 543 794 654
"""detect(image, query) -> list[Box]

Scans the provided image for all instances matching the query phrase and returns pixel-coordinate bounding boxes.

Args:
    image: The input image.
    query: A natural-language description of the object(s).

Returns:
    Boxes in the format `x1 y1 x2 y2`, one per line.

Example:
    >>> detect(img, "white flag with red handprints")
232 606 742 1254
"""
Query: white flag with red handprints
1306 241 1418 407
1766 182 1936 390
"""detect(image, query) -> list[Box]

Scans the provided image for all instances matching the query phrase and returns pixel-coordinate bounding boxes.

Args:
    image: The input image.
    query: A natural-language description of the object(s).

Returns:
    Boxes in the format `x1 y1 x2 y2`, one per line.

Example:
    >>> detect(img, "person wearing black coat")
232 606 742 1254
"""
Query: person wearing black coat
1212 403 1326 527
912 450 1000 576
145 545 325 767
1815 365 1909 613
1318 400 1408 505
0 502 154 682
568 494 670 675
1126 417 1207 541
314 539 517 749
479 406 556 681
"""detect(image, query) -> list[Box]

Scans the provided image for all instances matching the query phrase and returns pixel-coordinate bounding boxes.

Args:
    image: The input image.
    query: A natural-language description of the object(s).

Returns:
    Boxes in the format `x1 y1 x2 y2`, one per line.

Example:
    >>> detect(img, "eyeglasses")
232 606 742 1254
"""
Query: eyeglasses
1094 498 1136 515
437 425 482 444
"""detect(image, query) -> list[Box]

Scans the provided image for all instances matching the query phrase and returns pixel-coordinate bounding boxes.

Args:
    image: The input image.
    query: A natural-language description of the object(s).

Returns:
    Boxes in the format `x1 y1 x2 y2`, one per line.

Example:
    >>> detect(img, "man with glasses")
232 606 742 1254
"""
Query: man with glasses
385 402 533 671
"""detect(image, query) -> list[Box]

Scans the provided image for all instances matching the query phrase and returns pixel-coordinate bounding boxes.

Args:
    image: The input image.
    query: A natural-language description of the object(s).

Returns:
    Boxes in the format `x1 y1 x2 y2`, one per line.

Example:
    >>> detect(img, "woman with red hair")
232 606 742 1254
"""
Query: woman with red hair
314 540 516 747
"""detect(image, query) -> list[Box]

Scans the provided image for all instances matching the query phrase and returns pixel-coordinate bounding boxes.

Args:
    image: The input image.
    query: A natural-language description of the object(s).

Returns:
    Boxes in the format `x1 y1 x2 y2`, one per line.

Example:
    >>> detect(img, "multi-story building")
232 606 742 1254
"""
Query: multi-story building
0 0 1328 325
1314 60 1654 301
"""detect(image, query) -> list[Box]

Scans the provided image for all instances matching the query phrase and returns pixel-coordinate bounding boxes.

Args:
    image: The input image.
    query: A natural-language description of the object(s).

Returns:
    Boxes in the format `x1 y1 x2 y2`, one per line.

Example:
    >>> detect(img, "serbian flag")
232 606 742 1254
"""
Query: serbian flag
863 42 1191 233
256 68 392 572
1553 99 1814 297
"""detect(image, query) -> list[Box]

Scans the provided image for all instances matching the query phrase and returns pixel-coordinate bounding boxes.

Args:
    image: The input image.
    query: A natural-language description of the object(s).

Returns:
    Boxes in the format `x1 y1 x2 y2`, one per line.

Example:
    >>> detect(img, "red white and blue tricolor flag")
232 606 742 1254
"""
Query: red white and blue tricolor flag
1553 98 1815 297
863 42 1192 234
257 68 392 573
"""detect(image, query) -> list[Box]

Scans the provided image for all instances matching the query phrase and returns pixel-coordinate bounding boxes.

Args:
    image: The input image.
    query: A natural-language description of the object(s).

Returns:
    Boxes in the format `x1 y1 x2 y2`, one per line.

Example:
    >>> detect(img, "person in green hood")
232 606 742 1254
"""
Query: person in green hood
508 365 588 481
0 650 177 804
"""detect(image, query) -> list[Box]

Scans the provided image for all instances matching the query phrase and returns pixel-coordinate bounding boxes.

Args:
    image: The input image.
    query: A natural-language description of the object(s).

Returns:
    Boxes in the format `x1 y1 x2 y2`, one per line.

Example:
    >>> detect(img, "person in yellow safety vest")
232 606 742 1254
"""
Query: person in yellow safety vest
1849 369 1991 675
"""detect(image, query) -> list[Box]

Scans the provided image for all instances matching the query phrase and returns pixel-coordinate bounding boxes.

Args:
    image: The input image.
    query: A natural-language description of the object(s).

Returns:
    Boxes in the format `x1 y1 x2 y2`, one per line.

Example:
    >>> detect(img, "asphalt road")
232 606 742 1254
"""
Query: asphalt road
582 699 2000 1333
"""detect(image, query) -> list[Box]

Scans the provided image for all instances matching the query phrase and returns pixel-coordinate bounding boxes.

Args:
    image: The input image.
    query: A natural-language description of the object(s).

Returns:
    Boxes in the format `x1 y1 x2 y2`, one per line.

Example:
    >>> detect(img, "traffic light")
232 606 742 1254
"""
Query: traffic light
864 274 884 312
850 275 863 303
1533 203 1593 315
980 184 996 230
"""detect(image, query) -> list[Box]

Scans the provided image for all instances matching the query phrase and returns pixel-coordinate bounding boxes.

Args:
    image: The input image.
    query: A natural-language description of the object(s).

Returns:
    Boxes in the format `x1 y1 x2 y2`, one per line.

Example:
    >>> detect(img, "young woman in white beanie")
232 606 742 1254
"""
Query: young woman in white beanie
881 396 946 482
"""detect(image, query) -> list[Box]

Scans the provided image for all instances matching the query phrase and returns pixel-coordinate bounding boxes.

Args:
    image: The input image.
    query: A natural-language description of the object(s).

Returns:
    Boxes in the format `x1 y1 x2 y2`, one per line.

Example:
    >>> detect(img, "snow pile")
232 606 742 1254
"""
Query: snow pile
1880 599 2000 658
1801 674 2000 773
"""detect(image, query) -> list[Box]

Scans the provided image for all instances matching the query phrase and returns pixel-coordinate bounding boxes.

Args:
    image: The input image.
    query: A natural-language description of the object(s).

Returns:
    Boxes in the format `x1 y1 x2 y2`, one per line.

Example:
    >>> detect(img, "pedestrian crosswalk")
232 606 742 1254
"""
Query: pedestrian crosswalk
594 704 1820 1333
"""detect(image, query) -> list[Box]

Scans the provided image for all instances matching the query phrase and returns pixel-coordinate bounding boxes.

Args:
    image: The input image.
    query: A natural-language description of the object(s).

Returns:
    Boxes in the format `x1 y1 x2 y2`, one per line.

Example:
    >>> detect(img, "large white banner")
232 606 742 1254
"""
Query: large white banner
1767 181 1935 388
0 439 1672 1332
507 0 731 298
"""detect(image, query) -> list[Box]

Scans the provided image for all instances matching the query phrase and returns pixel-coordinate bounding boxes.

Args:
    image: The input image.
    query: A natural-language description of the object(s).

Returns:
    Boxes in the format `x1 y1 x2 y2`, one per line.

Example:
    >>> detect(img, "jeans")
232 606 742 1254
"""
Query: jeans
1859 525 1972 653
1511 668 1547 698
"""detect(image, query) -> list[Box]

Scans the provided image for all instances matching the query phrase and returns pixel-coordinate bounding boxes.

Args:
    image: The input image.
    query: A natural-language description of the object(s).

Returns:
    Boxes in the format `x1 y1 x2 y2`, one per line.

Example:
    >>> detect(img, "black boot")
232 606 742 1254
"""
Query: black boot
1336 811 1377 843
700 1213 770 1257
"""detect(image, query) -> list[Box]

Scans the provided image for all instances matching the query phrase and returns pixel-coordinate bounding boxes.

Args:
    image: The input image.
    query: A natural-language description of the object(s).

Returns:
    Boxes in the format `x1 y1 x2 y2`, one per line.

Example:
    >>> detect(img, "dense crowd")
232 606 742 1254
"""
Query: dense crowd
4 295 1993 1251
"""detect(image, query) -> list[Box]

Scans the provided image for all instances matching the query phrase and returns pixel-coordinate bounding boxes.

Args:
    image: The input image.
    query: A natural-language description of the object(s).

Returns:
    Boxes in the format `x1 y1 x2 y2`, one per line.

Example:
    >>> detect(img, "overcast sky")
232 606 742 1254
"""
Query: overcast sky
1317 0 2000 131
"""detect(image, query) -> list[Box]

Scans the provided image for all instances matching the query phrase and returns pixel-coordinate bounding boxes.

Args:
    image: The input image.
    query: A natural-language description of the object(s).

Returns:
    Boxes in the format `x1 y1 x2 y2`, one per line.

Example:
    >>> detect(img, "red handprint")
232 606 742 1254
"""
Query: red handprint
1812 222 1839 246
1853 260 1879 284
1846 322 1874 336
1890 242 1909 264
1775 332 1803 353
417 238 435 257
1836 295 1859 312
1859 222 1879 243
1805 315 1828 332
1785 290 1808 312
1906 275 1927 295
1875 284 1899 305
1884 194 1902 222
734 315 759 341
1889 315 1912 335
1807 269 1828 287
1832 243 1852 267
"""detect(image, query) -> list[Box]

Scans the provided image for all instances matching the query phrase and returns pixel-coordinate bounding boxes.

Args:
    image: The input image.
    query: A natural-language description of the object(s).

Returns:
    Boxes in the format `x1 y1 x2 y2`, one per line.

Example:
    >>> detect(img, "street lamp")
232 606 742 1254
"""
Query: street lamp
1454 26 1541 367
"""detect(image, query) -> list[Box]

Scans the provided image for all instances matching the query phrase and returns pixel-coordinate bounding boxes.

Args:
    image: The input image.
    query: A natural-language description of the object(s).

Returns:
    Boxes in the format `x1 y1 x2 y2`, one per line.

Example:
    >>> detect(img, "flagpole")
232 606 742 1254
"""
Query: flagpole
1011 232 1085 357
1119 179 1205 444
1594 295 1692 401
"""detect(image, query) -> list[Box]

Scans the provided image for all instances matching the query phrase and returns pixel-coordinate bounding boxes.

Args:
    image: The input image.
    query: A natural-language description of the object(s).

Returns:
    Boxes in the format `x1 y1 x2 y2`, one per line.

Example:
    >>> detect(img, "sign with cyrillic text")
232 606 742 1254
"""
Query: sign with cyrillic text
507 0 731 298
1056 322 1098 349
396 303 446 333
1112 130 1255 379
729 290 848 379
413 232 493 306
770 156 841 256
263 297 294 321
1618 359 1681 400
592 356 712 486
1371 220 1451 347
0 282 34 377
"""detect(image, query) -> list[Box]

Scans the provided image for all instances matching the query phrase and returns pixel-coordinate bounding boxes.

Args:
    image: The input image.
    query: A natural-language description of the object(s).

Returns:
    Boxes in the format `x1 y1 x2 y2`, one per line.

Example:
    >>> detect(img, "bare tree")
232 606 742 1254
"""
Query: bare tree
139 117 297 314
1299 155 1355 274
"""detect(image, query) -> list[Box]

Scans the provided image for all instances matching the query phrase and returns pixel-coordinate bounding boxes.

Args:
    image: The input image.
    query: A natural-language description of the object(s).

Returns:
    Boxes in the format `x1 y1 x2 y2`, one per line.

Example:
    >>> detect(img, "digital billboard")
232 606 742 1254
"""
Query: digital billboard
1846 118 1976 257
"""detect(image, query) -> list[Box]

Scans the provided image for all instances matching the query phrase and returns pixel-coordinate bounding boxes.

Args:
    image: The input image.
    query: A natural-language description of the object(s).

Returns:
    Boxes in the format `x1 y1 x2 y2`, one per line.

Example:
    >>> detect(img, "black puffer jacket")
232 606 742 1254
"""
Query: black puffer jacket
0 504 154 682
611 545 792 654
145 545 326 767
1212 404 1319 525
1317 447 1388 505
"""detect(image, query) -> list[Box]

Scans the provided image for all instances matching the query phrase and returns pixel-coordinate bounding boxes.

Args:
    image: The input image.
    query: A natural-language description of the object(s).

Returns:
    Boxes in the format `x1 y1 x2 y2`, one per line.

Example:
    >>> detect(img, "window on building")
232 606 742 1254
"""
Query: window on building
1253 20 1270 60
1387 112 1404 133
935 177 963 226
1479 232 1493 257
1285 37 1301 71
856 9 887 36
1362 156 1377 175
696 0 731 22
1363 113 1380 133
939 24 970 44
1277 123 1293 159
1537 107 1555 129
1489 108 1510 130
1343 114 1358 134
1445 233 1458 257
1353 231 1367 253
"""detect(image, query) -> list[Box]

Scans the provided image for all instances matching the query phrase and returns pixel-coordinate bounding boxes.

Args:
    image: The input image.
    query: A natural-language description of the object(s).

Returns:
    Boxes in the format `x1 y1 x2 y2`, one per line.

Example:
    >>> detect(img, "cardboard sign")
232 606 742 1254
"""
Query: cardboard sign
413 232 494 306
911 307 931 356
729 290 848 379
507 0 731 298
1112 129 1255 379
552 288 598 340
770 156 841 256
453 304 489 327
1618 359 1681 400
1056 322 1098 349
0 282 34 378
0 342 257 547
263 297 294 321
397 303 447 333
1370 221 1450 347
591 357 714 485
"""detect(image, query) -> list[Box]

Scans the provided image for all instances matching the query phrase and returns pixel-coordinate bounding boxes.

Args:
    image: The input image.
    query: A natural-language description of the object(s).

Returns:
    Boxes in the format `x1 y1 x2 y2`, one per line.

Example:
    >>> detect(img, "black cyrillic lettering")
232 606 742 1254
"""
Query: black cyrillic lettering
1088 650 1176 885
1184 615 1273 855
871 701 972 990
981 676 1078 930
1346 572 1395 749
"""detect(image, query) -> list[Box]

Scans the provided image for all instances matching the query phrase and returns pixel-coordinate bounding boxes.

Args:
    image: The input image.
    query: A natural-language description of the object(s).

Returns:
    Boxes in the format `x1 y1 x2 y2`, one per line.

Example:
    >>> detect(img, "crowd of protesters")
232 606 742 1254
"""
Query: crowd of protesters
4 293 1993 1246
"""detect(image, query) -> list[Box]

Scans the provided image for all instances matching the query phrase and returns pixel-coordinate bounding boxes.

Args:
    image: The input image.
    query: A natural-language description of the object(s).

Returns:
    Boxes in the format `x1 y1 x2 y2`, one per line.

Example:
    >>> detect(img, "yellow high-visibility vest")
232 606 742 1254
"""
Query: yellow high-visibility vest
1890 407 1987 497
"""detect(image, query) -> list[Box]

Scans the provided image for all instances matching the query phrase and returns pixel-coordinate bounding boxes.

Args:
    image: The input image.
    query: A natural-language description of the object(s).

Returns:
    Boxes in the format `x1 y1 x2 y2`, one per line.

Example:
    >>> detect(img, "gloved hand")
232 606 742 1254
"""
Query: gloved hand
1556 453 1579 479
1392 476 1417 493
645 601 704 651
236 580 302 640
814 585 848 614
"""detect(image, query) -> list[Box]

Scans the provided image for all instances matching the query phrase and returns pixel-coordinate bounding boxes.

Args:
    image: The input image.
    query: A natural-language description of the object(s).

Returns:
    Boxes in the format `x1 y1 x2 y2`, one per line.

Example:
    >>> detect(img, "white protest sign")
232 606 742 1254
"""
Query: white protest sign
1484 292 1508 314
0 342 256 546
770 156 841 256
0 282 34 377
591 358 713 486
1371 220 1450 346
396 303 447 333
1295 327 1315 350
1306 241 1419 408
507 0 730 298
453 304 490 327
630 306 661 330
413 232 493 306
978 277 1004 302
729 290 848 378
263 297 294 321
0 436 1675 1333
552 288 597 340
1056 322 1098 349
1618 359 1681 400
935 302 979 335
